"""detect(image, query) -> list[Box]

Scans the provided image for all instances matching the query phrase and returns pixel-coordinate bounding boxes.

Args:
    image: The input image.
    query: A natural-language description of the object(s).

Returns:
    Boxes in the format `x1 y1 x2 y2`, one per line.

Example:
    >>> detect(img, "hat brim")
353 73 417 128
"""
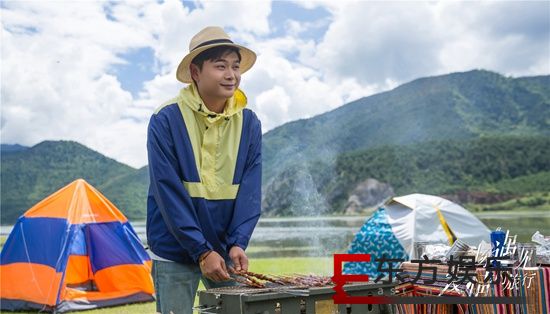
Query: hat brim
176 43 257 83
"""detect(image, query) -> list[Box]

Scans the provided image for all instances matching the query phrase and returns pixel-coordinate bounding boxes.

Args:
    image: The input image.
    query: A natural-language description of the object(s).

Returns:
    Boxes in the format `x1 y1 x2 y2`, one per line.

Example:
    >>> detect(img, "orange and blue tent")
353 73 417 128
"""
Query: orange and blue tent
0 179 154 312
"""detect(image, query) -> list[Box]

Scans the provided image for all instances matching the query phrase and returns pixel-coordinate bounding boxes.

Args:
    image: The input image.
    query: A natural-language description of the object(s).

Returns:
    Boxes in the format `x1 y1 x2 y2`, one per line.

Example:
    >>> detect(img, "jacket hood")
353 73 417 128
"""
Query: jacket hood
178 83 248 122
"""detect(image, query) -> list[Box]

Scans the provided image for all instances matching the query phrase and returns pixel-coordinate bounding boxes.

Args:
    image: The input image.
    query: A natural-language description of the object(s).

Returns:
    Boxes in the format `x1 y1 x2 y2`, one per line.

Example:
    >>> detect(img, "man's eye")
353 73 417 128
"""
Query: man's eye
233 65 240 70
217 65 225 69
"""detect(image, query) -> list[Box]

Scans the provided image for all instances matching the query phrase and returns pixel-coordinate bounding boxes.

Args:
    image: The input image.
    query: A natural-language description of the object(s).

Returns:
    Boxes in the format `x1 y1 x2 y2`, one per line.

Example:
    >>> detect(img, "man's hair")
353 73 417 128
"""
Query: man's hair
191 45 242 70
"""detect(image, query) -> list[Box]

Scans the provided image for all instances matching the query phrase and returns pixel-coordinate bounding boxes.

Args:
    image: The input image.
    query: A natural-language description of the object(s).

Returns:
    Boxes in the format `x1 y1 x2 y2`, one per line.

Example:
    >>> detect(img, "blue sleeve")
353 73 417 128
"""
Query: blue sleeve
227 115 262 250
147 112 212 263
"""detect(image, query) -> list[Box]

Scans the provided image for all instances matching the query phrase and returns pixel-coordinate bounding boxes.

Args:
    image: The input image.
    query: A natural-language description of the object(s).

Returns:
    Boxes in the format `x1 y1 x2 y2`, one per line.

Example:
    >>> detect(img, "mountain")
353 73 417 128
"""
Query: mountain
1 69 549 222
331 136 550 211
261 70 549 214
262 70 549 183
0 144 29 154
98 166 149 219
0 141 141 224
262 135 550 216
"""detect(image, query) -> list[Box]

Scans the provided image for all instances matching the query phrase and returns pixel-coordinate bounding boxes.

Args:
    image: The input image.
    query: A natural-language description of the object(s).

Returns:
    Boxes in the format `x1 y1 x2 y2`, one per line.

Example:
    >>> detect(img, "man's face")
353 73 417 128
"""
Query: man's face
191 51 241 101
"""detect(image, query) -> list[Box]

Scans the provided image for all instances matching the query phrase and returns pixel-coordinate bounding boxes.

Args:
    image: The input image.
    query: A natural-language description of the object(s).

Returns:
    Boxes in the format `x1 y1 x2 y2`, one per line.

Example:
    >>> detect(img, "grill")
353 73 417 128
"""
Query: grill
196 282 395 314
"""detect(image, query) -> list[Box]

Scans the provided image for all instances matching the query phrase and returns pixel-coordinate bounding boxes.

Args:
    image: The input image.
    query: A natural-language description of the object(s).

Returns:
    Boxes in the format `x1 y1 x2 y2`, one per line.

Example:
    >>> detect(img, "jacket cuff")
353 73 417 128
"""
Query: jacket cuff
191 242 213 264
228 235 249 251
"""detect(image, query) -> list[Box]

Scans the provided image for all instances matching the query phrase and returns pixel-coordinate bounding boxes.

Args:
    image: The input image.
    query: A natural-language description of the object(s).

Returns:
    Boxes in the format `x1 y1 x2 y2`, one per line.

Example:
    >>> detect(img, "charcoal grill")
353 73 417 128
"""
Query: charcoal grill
196 282 395 314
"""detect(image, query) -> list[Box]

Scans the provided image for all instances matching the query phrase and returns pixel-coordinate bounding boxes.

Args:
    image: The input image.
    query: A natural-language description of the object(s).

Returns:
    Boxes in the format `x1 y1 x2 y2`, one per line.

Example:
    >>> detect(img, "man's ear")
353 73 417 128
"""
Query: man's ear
190 64 200 82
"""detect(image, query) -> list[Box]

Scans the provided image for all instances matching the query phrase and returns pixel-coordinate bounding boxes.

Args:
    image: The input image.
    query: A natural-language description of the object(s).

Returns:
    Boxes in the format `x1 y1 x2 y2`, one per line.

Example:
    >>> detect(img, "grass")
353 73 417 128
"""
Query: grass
249 257 333 275
0 257 333 314
64 302 155 314
467 192 550 212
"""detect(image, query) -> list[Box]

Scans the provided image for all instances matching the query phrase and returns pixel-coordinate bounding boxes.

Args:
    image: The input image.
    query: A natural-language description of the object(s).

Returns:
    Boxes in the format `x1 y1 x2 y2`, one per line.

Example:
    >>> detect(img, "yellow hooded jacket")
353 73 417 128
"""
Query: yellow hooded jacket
147 83 262 264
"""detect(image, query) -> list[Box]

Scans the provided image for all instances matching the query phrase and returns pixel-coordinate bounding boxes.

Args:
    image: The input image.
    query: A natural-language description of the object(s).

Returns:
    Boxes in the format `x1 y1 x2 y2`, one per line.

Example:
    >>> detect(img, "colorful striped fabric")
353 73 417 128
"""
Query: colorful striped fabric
518 267 549 314
396 262 550 314
0 179 154 312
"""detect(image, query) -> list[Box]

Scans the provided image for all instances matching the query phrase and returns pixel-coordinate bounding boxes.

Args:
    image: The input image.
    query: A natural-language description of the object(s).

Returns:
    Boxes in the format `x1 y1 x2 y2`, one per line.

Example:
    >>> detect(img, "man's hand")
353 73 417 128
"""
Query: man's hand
229 246 248 272
199 251 230 282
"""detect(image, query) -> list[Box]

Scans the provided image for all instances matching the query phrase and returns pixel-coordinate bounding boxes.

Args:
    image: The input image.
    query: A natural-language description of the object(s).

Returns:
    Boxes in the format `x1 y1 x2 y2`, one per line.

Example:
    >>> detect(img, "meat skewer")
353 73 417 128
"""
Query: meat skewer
229 270 333 289
231 274 265 288
242 271 286 285
236 272 266 288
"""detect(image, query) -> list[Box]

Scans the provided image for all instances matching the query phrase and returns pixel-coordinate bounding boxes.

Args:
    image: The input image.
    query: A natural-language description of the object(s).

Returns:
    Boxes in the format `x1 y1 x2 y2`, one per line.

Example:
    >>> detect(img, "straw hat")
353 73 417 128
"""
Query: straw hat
176 26 257 83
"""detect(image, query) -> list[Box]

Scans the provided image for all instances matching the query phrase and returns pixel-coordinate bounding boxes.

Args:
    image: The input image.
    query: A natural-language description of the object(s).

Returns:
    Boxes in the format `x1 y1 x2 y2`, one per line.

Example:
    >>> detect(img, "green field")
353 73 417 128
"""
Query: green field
467 192 550 212
0 257 333 314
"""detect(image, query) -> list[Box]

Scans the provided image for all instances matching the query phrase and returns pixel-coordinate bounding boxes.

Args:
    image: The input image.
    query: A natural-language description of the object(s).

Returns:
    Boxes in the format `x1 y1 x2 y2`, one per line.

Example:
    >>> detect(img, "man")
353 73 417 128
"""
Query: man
146 26 262 314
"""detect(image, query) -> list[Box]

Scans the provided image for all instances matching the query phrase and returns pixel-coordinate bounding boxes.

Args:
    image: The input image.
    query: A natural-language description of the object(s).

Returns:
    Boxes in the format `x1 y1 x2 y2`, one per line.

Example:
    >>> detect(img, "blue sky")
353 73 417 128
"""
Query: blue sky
1 1 549 167
111 47 157 98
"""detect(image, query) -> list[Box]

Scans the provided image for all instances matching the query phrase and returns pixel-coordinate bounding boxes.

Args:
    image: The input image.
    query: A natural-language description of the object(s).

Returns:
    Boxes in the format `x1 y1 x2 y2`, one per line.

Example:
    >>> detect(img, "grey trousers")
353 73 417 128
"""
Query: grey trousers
152 259 236 314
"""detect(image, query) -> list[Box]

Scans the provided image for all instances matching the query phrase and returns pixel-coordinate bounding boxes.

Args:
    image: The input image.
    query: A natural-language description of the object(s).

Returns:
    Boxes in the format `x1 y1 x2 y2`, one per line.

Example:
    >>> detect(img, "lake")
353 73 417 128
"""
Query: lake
2 211 547 258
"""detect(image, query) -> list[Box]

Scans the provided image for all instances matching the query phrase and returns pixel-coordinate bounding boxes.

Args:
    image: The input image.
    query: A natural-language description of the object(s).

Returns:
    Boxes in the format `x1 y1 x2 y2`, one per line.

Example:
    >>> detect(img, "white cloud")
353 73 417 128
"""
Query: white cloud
255 86 291 130
312 1 549 84
0 0 273 168
313 2 445 84
152 0 271 74
436 1 550 76
241 35 384 132
1 1 156 168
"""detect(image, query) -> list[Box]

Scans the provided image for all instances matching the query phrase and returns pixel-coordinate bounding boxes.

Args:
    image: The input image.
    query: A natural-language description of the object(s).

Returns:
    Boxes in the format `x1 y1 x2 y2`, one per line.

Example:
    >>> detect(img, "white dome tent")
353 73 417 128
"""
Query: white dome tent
386 193 491 258
344 193 491 276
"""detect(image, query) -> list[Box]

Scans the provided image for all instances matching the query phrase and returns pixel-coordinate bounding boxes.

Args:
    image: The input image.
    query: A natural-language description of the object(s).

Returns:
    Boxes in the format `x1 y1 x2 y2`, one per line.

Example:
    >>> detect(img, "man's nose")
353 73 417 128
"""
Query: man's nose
224 68 237 80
